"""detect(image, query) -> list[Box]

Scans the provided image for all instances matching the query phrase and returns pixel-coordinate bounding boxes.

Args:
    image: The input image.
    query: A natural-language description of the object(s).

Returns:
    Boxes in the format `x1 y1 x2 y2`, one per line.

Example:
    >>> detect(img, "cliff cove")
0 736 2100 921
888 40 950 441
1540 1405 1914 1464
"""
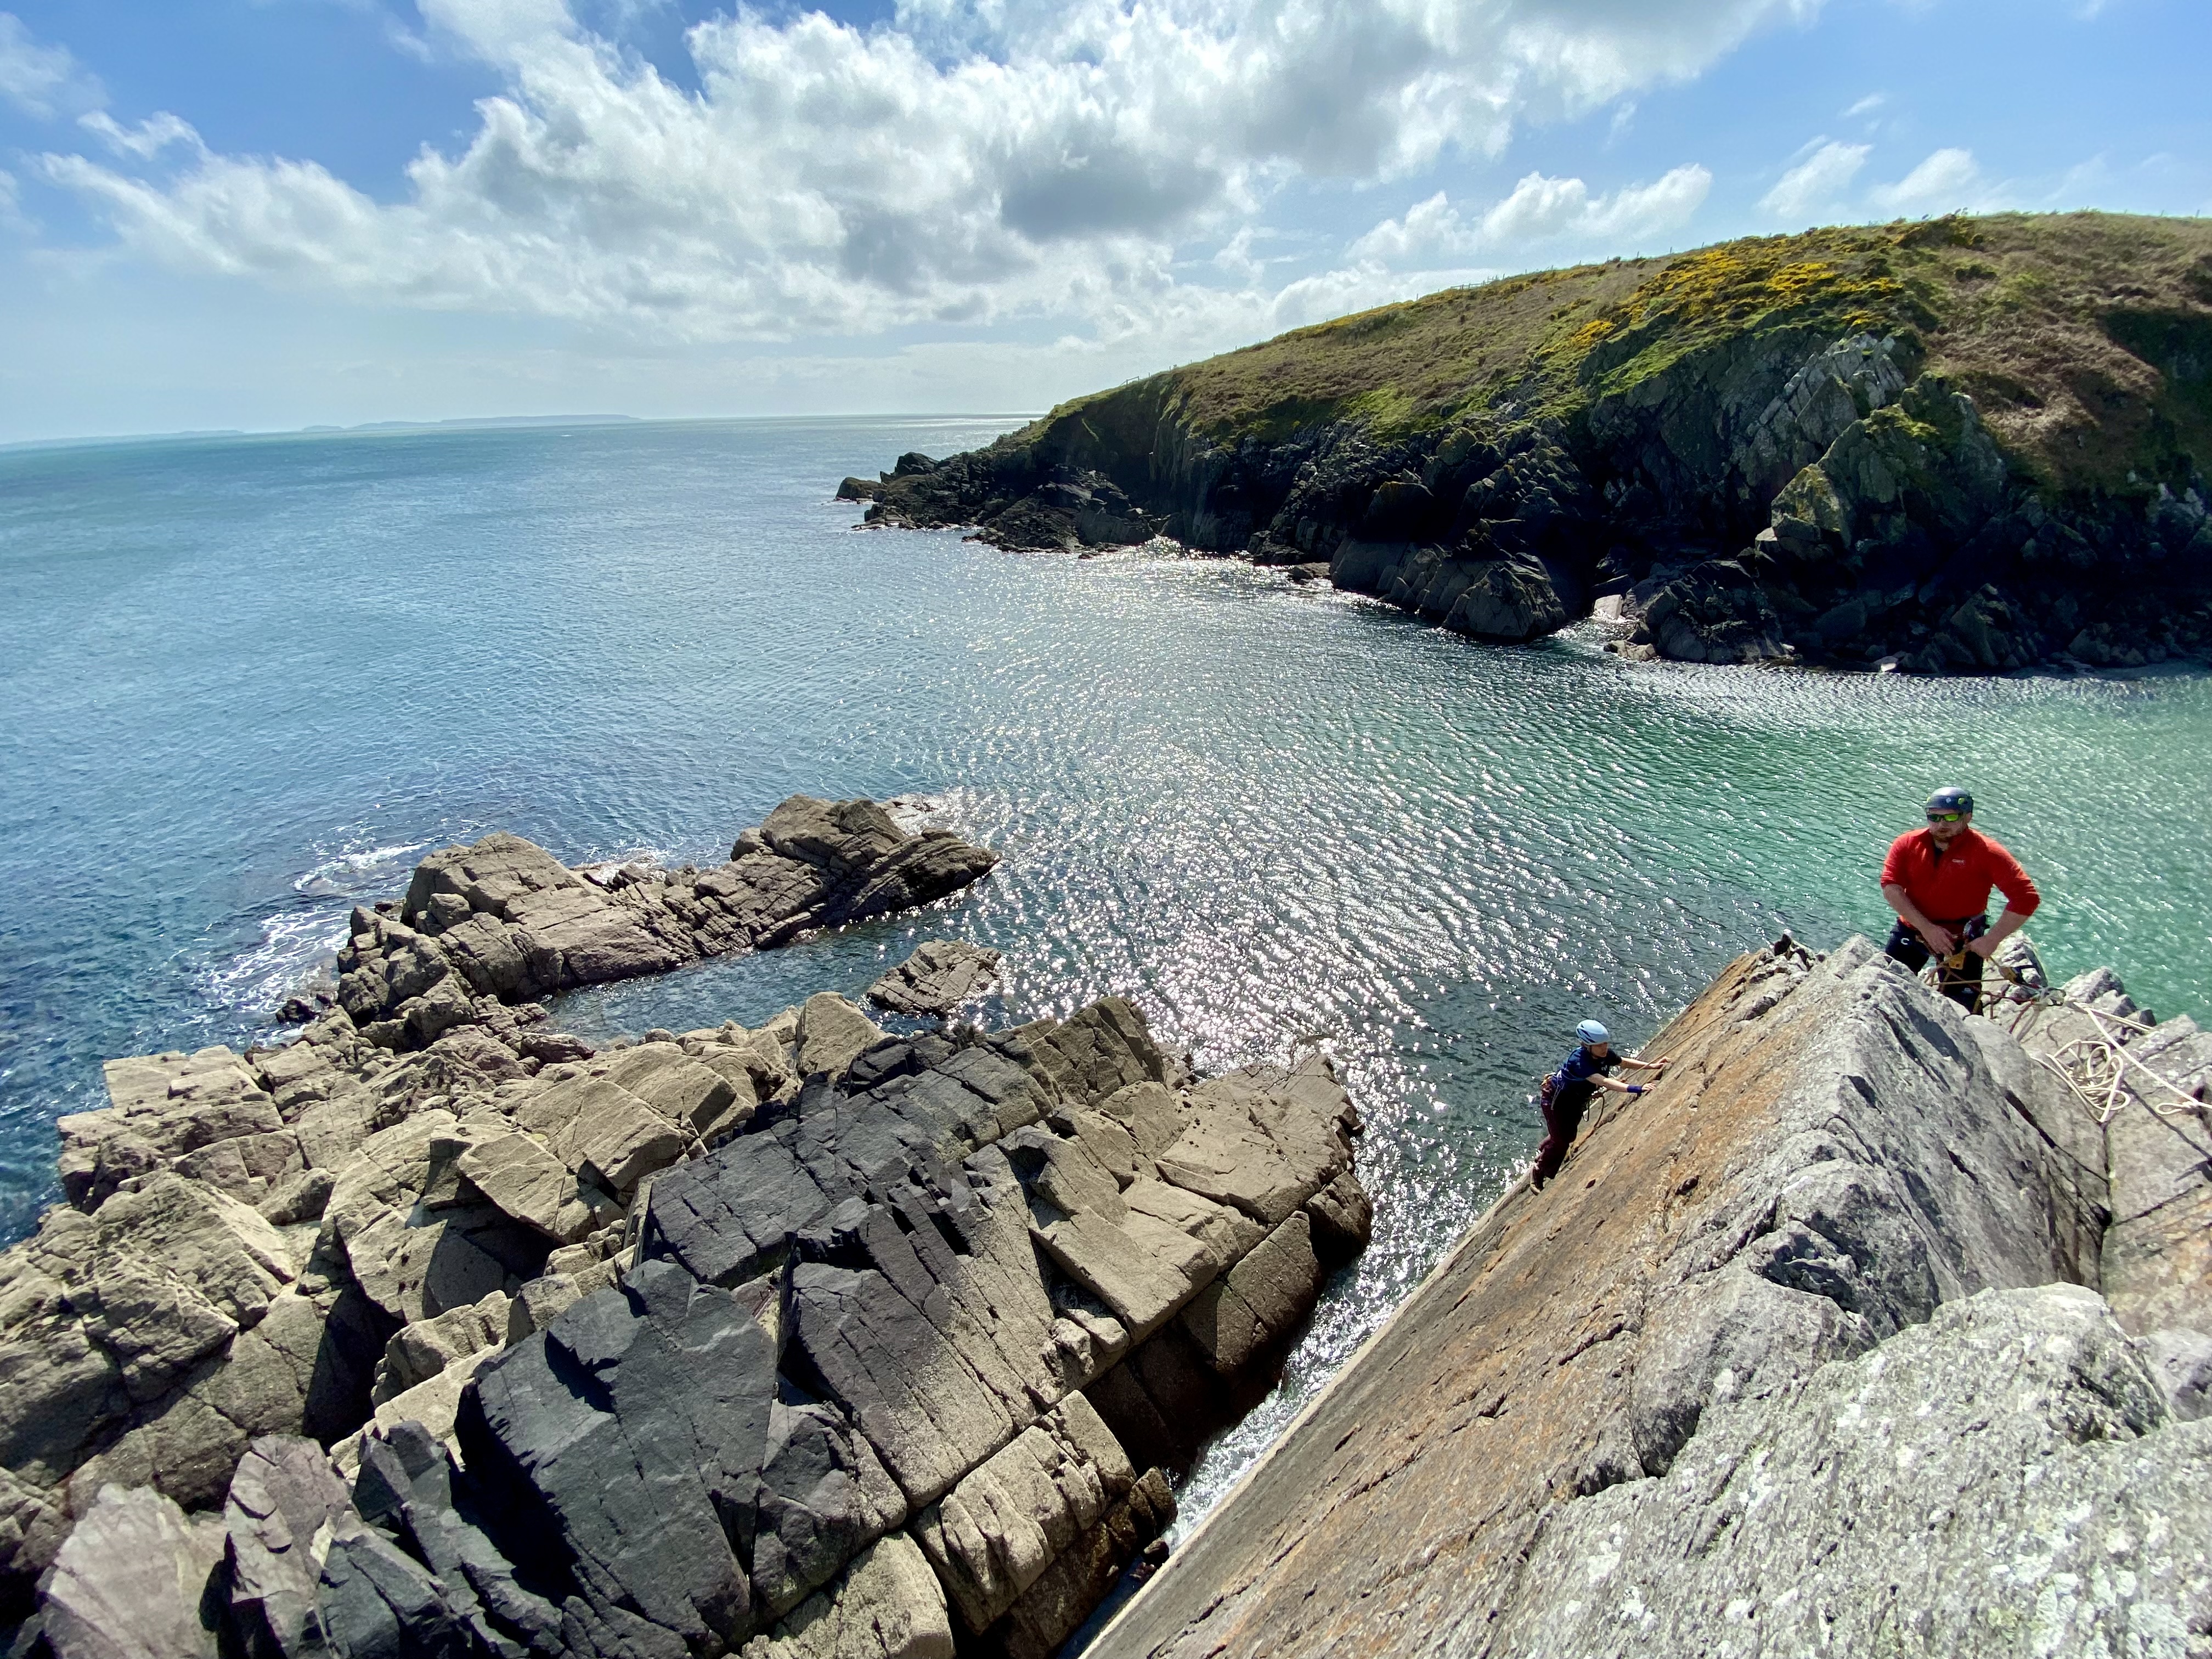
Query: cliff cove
2 410 2207 1656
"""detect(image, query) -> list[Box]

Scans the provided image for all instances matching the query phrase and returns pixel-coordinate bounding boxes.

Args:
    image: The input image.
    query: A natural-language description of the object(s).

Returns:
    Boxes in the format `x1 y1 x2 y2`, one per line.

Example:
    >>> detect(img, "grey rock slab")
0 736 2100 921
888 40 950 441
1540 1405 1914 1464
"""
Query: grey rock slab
1152 1109 1310 1228
794 996 885 1081
373 1291 511 1403
1300 1169 1373 1264
753 1403 910 1622
1494 1284 2212 1658
505 1274 584 1344
514 1074 692 1200
1175 1212 1322 1377
1623 1265 1866 1476
983 1467 1173 1659
351 1419 563 1657
58 1286 328 1516
1001 1126 1127 1223
349 1213 512 1328
220 1435 354 1659
599 1046 740 1142
782 1167 1058 1510
0 1172 303 1498
640 1126 840 1290
1006 1001 1167 1111
1046 1109 1140 1189
458 1259 777 1654
1092 1084 1188 1163
39 1483 224 1659
457 1132 609 1245
313 1511 483 1659
741 1531 953 1659
1122 1180 1264 1277
910 1393 1135 1633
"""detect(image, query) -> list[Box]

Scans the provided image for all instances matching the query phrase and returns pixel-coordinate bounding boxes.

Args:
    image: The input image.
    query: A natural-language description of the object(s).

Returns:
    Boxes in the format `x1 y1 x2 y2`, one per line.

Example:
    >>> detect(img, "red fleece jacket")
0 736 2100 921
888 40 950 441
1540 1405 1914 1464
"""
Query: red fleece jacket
1881 826 2041 922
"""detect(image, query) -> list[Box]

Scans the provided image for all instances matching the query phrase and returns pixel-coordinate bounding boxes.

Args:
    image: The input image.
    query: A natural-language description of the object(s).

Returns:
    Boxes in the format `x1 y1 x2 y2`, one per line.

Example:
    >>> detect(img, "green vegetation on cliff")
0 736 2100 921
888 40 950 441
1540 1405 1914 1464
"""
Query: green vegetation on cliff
1038 212 2212 499
854 211 2211 675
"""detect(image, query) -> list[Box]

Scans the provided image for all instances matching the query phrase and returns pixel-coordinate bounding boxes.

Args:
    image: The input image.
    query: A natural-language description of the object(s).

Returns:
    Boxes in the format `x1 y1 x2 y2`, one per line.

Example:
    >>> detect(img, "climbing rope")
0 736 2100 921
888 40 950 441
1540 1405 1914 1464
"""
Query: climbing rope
1944 949 2208 1126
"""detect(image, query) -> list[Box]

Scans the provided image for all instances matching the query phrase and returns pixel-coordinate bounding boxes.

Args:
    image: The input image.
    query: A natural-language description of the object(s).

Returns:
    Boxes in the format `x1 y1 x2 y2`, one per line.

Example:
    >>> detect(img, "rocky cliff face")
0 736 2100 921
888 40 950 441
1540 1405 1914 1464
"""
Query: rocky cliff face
0 809 1371 1659
842 215 2212 673
1087 939 2212 1657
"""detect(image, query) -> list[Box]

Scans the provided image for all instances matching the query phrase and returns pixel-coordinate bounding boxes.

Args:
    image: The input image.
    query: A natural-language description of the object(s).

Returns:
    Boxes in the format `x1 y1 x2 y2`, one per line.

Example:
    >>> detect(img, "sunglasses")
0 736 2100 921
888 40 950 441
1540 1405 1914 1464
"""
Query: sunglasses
1926 811 1966 823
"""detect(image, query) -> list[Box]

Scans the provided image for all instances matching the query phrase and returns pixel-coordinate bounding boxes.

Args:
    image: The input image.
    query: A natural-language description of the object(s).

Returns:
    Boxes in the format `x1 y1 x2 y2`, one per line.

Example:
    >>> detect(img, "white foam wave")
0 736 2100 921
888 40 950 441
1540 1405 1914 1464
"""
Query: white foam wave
198 905 351 1024
293 839 432 896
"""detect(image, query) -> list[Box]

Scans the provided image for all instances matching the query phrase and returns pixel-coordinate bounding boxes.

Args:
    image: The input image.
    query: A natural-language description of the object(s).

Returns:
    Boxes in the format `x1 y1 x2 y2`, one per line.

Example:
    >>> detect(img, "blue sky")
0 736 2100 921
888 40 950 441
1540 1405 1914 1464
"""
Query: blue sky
1 0 2206 442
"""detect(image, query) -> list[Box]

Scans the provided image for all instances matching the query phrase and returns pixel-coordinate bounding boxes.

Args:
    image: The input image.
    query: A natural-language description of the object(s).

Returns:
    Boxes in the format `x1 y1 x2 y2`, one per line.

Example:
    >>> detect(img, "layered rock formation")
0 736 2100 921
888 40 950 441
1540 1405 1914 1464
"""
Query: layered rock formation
866 942 1002 1019
1089 940 2212 1657
842 215 2212 672
329 796 997 1055
0 814 1370 1659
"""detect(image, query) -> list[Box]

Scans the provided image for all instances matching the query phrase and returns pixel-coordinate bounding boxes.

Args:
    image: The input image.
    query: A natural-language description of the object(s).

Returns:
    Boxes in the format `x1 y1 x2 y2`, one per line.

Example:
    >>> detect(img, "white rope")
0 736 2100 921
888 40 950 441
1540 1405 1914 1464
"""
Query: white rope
1911 951 2203 1126
2013 1000 2207 1126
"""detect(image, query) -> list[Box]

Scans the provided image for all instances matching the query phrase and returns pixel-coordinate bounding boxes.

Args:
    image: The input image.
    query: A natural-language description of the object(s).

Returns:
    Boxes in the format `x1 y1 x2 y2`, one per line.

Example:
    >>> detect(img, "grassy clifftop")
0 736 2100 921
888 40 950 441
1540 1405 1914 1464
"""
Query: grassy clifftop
850 212 2211 674
1038 212 2212 499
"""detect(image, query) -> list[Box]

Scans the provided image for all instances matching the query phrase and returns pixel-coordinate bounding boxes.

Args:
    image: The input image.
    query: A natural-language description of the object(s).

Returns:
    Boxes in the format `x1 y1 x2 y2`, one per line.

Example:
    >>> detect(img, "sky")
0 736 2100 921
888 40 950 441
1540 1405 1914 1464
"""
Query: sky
0 0 2207 442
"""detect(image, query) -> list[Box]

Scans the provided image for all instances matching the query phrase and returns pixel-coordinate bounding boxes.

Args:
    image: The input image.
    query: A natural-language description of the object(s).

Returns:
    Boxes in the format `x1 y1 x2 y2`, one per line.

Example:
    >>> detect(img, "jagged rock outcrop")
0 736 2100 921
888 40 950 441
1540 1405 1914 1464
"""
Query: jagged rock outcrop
0 817 1370 1658
1087 939 2212 1658
336 797 998 1053
1493 1283 2212 1655
842 216 2212 673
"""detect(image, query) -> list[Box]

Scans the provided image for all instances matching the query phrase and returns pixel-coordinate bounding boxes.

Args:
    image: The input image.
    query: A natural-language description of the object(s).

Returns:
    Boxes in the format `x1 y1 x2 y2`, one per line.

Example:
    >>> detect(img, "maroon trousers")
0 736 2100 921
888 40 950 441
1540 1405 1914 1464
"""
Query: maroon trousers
1533 1084 1593 1187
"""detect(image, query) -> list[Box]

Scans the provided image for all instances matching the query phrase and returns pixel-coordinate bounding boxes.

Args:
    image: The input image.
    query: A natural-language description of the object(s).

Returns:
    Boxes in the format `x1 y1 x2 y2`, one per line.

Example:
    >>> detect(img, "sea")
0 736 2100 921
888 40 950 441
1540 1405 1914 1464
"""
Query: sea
4 415 2207 1534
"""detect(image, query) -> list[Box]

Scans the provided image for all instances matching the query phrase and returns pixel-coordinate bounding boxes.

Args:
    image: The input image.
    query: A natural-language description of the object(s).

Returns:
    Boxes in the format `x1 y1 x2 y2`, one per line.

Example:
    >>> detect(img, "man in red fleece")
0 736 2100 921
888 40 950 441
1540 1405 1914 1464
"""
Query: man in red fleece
1880 786 2041 1009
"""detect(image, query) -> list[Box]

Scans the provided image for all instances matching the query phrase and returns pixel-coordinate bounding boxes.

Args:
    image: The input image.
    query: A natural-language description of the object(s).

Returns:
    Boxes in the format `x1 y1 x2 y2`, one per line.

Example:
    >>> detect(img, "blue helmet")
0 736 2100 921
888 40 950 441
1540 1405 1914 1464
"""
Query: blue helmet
1925 786 1974 815
1576 1019 1611 1045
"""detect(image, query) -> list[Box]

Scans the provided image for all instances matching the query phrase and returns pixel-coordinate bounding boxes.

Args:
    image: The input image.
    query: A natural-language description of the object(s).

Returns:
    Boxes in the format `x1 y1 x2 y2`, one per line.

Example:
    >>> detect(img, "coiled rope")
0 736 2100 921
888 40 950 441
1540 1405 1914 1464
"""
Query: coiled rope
1955 952 2207 1126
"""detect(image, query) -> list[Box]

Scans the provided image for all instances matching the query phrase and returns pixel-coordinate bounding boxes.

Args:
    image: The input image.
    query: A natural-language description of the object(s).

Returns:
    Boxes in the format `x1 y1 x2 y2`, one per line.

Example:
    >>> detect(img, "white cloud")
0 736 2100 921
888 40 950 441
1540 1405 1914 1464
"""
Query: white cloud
80 111 205 161
1842 92 1884 117
1351 165 1711 264
1868 146 1986 215
0 12 99 118
1758 138 1869 220
35 0 1816 346
1485 165 1712 246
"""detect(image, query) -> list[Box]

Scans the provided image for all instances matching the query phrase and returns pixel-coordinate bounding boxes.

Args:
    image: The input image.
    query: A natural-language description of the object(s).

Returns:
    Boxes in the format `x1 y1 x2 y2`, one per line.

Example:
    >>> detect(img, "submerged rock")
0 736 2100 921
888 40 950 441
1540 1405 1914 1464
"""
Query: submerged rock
865 941 1002 1019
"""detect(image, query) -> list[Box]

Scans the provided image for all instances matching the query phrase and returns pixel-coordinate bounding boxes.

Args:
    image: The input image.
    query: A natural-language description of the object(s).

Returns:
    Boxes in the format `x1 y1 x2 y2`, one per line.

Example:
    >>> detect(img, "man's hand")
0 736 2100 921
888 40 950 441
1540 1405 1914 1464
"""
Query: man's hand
1917 922 1956 955
1967 934 2000 959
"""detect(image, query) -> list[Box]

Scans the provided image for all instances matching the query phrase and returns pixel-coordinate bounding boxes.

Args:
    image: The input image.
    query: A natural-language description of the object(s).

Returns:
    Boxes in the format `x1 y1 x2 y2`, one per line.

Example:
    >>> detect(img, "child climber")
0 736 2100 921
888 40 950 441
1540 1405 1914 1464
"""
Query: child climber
1532 1019 1670 1188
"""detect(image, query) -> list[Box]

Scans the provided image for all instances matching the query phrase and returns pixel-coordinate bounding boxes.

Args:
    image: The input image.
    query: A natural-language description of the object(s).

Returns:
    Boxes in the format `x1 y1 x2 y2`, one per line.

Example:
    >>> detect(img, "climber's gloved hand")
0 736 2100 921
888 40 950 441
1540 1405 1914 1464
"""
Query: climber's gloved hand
1628 1084 1646 1097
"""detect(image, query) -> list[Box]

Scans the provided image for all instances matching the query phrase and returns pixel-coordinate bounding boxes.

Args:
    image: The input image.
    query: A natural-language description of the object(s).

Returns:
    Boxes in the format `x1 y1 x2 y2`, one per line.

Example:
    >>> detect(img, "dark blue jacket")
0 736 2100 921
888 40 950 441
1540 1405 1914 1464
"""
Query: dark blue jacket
1546 1045 1617 1107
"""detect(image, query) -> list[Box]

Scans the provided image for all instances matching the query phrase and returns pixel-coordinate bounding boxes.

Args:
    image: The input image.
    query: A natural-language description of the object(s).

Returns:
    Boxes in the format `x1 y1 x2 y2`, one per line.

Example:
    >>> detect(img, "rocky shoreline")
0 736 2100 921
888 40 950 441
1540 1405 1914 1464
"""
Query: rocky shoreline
840 215 2212 675
0 799 1372 1659
1085 939 2212 1656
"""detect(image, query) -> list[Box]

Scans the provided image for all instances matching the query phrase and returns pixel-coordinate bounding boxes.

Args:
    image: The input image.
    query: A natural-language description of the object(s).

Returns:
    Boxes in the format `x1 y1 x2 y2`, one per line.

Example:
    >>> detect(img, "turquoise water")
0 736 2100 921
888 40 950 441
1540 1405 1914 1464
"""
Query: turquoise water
4 416 2207 1527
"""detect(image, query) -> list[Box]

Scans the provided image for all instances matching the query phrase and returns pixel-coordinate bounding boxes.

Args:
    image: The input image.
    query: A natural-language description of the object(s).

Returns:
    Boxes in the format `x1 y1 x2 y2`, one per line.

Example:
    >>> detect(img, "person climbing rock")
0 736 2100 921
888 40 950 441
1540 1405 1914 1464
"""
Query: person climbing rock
1880 786 2041 1011
1532 1019 1669 1188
